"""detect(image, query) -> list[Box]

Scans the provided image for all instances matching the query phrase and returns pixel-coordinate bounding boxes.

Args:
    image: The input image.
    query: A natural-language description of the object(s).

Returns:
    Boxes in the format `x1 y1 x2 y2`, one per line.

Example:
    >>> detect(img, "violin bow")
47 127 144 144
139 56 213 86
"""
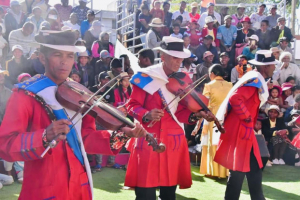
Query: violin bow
147 74 208 128
40 72 128 158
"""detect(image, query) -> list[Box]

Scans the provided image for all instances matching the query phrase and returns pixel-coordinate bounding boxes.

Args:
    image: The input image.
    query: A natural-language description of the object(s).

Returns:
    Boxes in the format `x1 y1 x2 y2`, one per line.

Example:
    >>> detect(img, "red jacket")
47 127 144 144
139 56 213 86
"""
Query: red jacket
214 86 263 172
201 27 219 47
0 89 119 199
125 85 193 189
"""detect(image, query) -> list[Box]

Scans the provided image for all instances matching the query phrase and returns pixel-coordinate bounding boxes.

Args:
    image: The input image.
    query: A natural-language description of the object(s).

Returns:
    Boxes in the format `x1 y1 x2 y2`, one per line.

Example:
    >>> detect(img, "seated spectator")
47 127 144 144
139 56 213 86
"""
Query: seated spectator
219 52 233 82
0 25 8 61
270 47 281 71
281 83 293 105
284 86 300 108
74 51 94 88
170 16 186 35
195 51 214 91
84 21 103 53
184 19 201 51
231 54 251 83
9 22 35 57
17 73 31 83
273 52 300 85
262 105 288 165
108 58 123 87
172 1 190 28
91 32 115 59
217 15 237 65
0 7 5 34
63 13 80 32
242 35 260 60
39 21 51 31
250 3 266 31
94 50 112 83
45 8 62 31
198 3 221 29
4 1 26 40
189 2 200 23
4 45 34 88
201 16 219 48
120 54 131 72
265 5 281 30
170 23 183 39
127 67 134 79
179 53 197 80
286 76 296 86
195 35 219 64
0 69 11 125
162 1 172 36
264 86 283 115
183 34 191 49
32 0 50 19
80 10 95 37
113 76 131 107
90 72 115 104
231 3 247 29
138 2 152 45
20 0 34 16
146 18 164 57
71 0 90 25
138 48 155 68
26 6 44 34
150 0 164 22
270 17 293 46
219 6 229 26
54 0 73 22
287 109 300 138
1 160 15 185
256 20 272 50
69 70 81 83
235 17 255 57
276 37 295 63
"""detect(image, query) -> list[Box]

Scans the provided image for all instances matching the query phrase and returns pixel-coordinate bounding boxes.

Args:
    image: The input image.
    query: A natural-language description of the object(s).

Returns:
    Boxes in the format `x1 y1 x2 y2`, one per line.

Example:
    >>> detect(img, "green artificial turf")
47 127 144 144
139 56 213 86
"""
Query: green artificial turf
0 165 299 200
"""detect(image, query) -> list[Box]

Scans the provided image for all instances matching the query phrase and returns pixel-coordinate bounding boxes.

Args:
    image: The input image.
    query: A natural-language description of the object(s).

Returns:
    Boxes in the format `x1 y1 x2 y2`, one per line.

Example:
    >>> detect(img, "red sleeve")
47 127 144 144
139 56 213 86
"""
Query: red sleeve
126 85 149 123
113 88 120 107
214 28 220 47
175 102 194 124
161 10 165 22
0 90 47 162
200 28 207 45
229 86 257 120
81 114 120 155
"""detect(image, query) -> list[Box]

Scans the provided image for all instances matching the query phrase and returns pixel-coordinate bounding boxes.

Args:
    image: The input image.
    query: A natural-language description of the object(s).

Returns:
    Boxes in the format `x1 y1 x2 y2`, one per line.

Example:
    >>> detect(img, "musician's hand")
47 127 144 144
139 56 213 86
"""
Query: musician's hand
117 105 127 116
46 119 71 142
196 111 214 122
244 116 252 123
121 123 147 138
145 108 164 121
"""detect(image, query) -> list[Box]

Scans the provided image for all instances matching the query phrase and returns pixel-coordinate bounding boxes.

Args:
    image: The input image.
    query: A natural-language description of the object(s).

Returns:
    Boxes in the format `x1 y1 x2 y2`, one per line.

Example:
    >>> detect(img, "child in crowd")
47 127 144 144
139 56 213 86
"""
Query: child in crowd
264 86 283 116
113 76 131 107
183 34 191 49
170 15 185 35
69 70 81 83
73 51 93 88
17 73 31 83
184 19 202 51
285 76 296 86
170 23 183 39
150 0 164 22
285 85 300 107
281 83 293 103
255 118 271 167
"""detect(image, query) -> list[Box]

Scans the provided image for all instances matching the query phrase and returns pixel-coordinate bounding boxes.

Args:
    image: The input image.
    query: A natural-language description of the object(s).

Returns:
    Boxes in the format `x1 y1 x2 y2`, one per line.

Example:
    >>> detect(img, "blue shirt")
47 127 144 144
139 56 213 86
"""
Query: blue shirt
242 47 261 60
71 6 90 24
80 20 91 37
217 25 237 46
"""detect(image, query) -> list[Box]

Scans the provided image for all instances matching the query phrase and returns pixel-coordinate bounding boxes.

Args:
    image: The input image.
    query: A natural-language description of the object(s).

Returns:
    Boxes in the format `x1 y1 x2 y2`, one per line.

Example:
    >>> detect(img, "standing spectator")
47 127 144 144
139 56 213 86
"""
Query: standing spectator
32 0 50 19
107 58 123 87
138 3 152 46
54 0 73 22
231 55 251 83
94 50 112 82
170 23 183 39
195 35 219 64
150 0 164 22
162 1 172 36
179 53 197 80
71 0 90 25
172 1 190 28
270 17 293 46
266 5 281 30
276 37 295 63
138 48 155 68
4 1 26 40
231 3 247 29
256 20 272 50
0 69 11 125
91 32 115 59
74 50 94 88
198 3 221 29
184 19 202 52
9 22 35 57
189 2 200 22
63 13 80 32
84 21 103 53
235 17 255 58
26 7 44 34
146 18 164 56
4 45 34 88
201 16 219 48
273 52 300 85
195 51 214 91
219 52 233 82
200 0 215 14
45 8 62 31
250 3 266 31
219 6 229 26
217 15 237 65
242 35 260 60
20 0 34 16
113 76 131 107
80 10 95 37
120 54 131 72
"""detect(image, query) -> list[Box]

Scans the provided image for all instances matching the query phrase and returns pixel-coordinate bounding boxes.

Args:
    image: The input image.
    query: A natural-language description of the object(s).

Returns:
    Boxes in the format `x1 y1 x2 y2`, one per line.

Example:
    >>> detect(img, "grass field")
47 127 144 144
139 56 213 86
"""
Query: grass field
0 165 299 200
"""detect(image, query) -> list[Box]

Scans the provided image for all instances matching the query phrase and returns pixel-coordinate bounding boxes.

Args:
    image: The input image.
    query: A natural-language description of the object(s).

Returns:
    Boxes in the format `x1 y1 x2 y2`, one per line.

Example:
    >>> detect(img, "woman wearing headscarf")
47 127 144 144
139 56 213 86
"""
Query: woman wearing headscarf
91 31 114 59
84 21 103 53
45 8 61 31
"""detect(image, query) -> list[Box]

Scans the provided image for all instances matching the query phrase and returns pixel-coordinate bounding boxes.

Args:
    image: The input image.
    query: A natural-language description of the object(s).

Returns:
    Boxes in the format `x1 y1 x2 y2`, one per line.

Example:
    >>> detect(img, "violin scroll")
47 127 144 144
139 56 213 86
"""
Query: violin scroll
145 133 166 153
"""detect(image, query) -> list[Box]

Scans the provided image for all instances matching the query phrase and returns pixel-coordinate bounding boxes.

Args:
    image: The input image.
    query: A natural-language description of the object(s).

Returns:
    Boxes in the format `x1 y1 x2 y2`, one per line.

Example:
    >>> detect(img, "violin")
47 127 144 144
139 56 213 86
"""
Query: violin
55 80 166 153
166 72 225 133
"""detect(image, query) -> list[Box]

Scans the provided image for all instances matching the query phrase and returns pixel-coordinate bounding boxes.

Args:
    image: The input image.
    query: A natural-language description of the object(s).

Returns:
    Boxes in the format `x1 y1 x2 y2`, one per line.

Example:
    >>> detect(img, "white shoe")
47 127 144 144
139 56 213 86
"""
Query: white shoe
0 182 2 189
266 160 272 167
278 159 285 165
0 174 14 185
295 161 300 167
272 159 279 164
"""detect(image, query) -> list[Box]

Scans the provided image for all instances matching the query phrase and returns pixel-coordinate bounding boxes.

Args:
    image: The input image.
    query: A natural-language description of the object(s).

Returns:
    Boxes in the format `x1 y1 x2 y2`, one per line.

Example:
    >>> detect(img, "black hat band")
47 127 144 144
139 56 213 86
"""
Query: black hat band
160 42 184 52
256 54 275 63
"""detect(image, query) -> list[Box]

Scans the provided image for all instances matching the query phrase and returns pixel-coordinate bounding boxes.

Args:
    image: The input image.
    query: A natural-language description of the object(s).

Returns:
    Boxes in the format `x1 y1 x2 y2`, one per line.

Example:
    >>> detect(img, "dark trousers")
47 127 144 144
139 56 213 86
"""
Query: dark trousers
135 186 177 200
225 150 265 200
220 45 236 66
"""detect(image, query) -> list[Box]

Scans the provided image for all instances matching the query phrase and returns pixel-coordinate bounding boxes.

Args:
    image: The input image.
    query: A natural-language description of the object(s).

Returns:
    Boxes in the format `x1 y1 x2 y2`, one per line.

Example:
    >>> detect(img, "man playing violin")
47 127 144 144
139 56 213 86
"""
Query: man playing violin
0 30 146 200
125 36 214 200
